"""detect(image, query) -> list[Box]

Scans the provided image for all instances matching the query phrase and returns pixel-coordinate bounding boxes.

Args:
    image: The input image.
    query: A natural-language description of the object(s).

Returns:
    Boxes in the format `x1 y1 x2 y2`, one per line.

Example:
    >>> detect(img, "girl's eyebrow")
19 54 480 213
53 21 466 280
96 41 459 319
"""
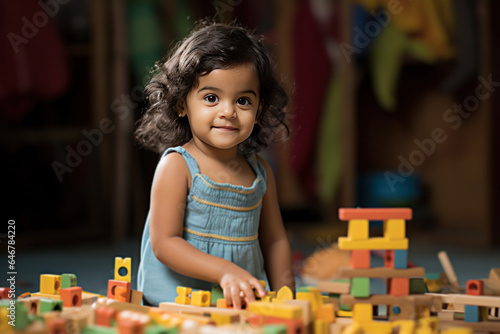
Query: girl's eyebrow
197 86 257 97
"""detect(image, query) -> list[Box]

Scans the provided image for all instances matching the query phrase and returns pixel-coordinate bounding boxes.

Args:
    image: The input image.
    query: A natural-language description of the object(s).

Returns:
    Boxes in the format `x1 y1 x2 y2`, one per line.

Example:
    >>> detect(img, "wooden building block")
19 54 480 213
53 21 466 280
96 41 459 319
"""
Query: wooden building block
40 274 62 295
314 319 328 334
95 306 117 327
466 280 484 296
262 324 287 334
130 289 143 305
159 301 245 319
248 301 302 319
211 286 224 305
385 250 407 269
81 325 117 334
0 288 11 300
107 280 131 302
191 290 211 307
338 266 424 278
175 286 192 305
60 287 82 307
347 219 369 240
18 297 41 315
61 274 77 289
338 237 408 250
273 299 312 326
317 280 351 294
46 317 67 334
490 268 500 282
247 313 304 334
115 257 131 283
352 303 372 323
210 312 239 325
464 305 482 323
387 278 409 296
351 250 370 269
216 299 228 308
276 286 294 300
383 219 406 240
316 303 335 323
351 277 370 298
409 278 428 294
426 293 500 308
39 298 63 313
339 208 412 221
295 288 322 314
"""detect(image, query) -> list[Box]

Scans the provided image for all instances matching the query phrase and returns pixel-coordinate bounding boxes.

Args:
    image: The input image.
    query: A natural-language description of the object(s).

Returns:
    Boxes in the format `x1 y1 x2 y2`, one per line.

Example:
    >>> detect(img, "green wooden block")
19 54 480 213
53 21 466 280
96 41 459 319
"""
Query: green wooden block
14 300 30 329
350 277 370 298
82 325 118 334
145 324 179 334
61 273 78 289
263 324 288 334
211 286 224 305
409 278 427 294
39 298 63 313
297 286 311 292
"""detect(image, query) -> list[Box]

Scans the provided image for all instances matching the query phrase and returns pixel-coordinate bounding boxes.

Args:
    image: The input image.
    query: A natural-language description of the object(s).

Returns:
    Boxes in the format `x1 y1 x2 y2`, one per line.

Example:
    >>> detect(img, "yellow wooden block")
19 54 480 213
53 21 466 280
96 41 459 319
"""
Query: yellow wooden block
175 286 192 305
360 321 393 334
276 286 294 300
296 290 322 315
392 320 416 334
343 323 362 334
191 290 211 307
352 303 372 323
441 328 473 334
336 310 353 317
384 219 406 240
248 301 302 319
210 312 239 325
114 257 131 282
338 237 408 250
347 219 369 240
314 319 328 334
40 274 62 295
316 303 335 323
254 280 268 298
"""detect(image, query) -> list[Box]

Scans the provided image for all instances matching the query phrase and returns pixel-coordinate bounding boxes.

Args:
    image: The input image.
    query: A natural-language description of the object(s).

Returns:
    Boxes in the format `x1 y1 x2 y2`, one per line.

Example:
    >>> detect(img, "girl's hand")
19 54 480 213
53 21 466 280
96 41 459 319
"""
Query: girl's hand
218 265 267 309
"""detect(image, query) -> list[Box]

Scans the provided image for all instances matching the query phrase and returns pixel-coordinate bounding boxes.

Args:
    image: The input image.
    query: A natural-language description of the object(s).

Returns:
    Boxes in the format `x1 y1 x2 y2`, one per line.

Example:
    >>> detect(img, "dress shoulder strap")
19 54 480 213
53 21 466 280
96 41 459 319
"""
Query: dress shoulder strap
162 146 200 183
246 153 267 183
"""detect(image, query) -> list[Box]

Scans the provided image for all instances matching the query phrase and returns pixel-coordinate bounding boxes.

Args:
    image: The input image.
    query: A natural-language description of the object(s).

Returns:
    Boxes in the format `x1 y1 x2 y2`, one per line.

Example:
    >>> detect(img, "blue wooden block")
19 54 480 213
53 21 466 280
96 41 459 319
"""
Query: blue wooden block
465 305 480 323
393 250 407 269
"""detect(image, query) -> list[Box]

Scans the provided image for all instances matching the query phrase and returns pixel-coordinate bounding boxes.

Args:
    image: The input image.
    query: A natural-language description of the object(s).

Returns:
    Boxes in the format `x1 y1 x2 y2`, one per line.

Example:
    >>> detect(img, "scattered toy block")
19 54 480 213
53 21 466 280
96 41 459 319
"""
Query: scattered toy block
128 289 143 306
338 237 408 250
115 257 132 283
339 208 412 221
351 277 370 298
40 274 62 295
387 278 409 296
0 288 11 300
384 219 406 240
17 297 40 316
46 316 67 334
295 288 323 315
145 324 179 334
352 303 372 323
426 293 500 308
318 279 351 294
40 298 63 313
316 303 335 323
95 306 118 327
464 305 482 323
273 298 312 326
466 280 484 296
276 286 294 300
61 273 77 289
314 318 329 334
262 324 287 334
248 301 302 319
351 250 370 269
441 328 473 334
385 250 408 269
216 299 228 308
107 280 131 302
81 325 117 334
191 290 211 307
60 287 82 307
338 266 424 278
175 286 192 305
247 313 304 334
210 312 239 325
211 286 224 305
347 219 369 240
409 278 428 294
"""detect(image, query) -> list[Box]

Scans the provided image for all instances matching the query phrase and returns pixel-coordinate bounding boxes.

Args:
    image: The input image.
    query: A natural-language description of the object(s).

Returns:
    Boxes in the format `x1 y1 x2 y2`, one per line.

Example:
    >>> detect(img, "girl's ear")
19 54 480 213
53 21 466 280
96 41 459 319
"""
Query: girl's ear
255 103 263 124
176 99 186 117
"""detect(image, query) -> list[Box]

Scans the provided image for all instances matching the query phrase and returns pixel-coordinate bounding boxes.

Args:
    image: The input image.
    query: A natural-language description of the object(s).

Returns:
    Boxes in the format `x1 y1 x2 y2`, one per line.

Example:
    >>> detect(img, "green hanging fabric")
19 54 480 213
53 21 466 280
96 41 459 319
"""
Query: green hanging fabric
173 0 194 40
317 73 342 204
126 0 165 85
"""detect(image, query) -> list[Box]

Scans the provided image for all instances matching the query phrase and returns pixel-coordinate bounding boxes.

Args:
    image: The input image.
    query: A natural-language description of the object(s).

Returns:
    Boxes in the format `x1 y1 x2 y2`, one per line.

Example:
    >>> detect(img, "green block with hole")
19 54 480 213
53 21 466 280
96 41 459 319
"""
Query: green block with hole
61 273 78 289
350 277 370 298
211 286 224 305
13 300 30 329
40 298 63 313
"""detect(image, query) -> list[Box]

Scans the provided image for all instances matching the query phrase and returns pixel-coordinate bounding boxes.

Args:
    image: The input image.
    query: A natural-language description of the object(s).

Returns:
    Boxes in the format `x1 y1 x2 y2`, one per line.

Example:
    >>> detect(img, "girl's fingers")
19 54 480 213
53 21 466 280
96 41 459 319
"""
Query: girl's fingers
223 286 234 308
230 286 242 309
240 282 255 303
252 279 267 298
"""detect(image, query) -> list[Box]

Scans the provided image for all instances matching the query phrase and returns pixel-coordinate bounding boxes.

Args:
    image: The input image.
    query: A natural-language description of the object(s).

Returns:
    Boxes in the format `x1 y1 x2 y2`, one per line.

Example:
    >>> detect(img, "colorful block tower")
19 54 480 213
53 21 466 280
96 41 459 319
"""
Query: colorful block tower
326 208 439 323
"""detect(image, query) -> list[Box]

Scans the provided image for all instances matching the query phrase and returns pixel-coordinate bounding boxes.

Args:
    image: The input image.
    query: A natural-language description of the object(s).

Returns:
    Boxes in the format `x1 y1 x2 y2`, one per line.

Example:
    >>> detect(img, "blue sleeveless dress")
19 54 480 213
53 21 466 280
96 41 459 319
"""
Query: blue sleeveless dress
137 146 268 306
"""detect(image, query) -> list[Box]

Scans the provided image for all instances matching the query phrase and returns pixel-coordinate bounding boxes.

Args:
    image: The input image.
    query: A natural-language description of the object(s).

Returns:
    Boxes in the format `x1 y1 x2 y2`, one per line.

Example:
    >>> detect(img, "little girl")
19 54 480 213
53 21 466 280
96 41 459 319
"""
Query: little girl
135 20 295 308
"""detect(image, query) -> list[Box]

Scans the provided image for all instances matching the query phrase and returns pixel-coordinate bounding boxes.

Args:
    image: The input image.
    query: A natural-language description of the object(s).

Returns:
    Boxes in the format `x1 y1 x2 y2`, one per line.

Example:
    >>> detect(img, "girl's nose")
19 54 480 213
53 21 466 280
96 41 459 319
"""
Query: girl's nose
219 103 236 119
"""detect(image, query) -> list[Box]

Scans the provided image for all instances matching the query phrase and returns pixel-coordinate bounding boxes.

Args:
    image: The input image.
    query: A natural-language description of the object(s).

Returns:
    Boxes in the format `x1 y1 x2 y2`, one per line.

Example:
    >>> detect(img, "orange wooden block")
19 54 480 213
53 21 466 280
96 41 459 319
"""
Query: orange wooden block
95 306 118 327
248 313 304 334
107 280 131 302
339 208 412 221
351 250 370 269
46 317 67 334
316 303 336 323
60 287 82 307
387 277 409 296
216 298 228 308
117 318 144 334
467 280 484 296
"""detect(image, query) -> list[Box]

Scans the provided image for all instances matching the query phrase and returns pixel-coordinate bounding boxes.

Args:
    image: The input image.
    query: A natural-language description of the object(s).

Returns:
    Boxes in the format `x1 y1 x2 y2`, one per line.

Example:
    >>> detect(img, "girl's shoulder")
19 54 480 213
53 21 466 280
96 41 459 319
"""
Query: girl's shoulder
155 148 191 184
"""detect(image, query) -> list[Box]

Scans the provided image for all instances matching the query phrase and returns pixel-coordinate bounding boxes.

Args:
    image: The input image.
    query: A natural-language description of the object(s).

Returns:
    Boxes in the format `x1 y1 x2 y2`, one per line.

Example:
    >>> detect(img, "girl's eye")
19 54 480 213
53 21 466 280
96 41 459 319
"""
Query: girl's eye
204 94 218 103
237 97 251 106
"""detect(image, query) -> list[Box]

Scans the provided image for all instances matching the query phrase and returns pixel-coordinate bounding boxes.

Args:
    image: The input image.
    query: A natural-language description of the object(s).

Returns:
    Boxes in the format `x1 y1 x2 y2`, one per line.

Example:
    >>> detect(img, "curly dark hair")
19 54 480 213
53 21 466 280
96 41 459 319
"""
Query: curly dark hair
135 20 289 154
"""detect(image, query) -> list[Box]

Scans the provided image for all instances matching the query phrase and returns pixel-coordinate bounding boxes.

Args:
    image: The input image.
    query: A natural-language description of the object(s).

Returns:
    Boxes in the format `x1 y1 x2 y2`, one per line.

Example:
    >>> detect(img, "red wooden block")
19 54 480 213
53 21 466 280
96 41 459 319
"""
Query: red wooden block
117 318 144 334
95 306 118 327
339 208 412 221
387 277 409 296
466 280 484 296
0 288 11 299
351 250 371 269
107 280 131 302
46 317 67 334
248 313 305 334
60 287 82 307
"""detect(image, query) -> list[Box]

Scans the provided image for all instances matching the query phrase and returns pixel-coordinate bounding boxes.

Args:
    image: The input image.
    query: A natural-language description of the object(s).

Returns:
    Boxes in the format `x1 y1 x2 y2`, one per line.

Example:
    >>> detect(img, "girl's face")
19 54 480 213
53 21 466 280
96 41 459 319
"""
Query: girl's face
182 64 261 152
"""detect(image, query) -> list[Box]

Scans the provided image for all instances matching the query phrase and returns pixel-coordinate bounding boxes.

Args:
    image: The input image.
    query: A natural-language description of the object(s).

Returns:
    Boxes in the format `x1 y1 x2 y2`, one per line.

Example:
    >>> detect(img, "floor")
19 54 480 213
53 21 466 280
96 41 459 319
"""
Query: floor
10 224 500 297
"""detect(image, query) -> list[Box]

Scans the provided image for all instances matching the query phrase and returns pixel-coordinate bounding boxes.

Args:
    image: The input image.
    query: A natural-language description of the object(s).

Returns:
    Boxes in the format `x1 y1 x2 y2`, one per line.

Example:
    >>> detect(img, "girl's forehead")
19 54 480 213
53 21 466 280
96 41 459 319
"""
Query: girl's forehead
196 64 260 91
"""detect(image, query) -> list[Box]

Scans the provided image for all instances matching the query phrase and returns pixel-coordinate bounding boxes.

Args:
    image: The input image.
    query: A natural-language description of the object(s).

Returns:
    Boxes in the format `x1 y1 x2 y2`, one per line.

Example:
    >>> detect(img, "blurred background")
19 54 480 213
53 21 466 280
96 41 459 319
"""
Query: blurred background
1 0 499 293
